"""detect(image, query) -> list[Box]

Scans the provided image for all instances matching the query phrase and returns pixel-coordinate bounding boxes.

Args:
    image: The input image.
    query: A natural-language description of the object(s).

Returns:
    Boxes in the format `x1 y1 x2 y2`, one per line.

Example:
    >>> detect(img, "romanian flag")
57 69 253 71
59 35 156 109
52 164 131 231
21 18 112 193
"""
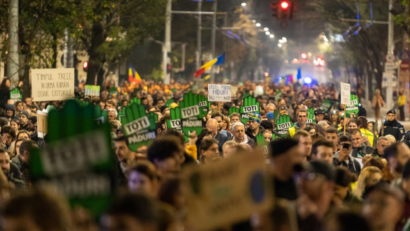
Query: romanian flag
194 53 225 78
128 65 142 83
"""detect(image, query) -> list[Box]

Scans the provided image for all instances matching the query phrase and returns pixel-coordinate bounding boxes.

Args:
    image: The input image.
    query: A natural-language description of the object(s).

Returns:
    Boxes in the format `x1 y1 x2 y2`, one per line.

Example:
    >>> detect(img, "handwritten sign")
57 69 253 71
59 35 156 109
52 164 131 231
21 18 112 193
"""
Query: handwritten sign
183 150 273 230
340 82 351 105
31 68 75 101
85 85 100 97
208 84 231 102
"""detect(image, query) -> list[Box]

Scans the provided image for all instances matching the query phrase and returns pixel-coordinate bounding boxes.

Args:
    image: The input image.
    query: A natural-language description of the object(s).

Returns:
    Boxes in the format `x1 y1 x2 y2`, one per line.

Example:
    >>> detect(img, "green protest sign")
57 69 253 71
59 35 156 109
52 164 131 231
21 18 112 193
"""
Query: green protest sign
274 90 282 101
321 99 332 113
29 101 114 217
307 108 316 124
197 95 209 114
272 133 281 140
166 98 174 107
167 107 181 130
10 88 22 100
240 96 260 124
229 106 240 116
130 97 141 105
85 85 100 97
276 114 293 137
75 98 90 107
346 94 359 118
120 103 157 152
180 92 203 141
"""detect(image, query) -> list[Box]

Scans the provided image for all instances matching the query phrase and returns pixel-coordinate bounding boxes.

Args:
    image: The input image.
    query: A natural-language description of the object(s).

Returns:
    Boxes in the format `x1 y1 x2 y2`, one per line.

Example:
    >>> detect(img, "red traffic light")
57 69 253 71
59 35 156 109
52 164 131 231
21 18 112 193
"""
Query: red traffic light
280 1 289 9
83 61 88 68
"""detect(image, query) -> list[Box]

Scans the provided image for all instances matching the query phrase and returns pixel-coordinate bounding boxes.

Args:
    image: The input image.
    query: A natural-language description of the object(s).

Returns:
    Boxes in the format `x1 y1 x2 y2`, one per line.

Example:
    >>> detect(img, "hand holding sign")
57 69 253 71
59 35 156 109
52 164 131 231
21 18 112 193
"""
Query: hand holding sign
346 94 359 118
307 108 316 124
240 96 260 124
10 88 22 100
167 108 182 130
276 115 293 131
180 92 203 141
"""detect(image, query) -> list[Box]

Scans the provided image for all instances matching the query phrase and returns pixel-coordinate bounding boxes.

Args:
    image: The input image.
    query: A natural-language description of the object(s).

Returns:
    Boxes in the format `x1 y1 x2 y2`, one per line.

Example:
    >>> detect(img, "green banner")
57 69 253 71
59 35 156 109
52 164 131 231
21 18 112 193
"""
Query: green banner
85 85 100 96
10 88 22 100
346 94 359 118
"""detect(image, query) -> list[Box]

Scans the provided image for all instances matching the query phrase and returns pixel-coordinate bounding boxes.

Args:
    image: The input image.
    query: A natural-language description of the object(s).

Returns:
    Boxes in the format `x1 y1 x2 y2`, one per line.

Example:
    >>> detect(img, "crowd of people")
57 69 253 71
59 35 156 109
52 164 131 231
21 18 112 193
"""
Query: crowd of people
0 76 409 231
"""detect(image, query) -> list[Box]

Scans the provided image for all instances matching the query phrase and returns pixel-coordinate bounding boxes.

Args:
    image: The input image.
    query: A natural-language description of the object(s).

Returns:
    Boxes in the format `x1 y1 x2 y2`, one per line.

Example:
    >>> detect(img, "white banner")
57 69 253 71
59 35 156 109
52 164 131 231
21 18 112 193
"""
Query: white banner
31 68 75 101
208 84 231 102
340 82 351 105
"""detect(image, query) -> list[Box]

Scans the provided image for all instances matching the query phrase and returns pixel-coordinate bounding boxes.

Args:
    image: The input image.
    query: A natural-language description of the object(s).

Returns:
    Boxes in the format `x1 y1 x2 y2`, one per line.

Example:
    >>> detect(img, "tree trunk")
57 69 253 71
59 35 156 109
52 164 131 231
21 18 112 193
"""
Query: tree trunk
86 23 105 85
52 33 57 68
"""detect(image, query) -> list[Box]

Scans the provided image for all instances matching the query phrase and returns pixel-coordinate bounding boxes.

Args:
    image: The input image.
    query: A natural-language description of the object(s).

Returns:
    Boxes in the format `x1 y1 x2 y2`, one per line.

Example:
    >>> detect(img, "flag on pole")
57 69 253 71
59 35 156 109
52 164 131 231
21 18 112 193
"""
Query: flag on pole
129 65 142 83
195 53 225 78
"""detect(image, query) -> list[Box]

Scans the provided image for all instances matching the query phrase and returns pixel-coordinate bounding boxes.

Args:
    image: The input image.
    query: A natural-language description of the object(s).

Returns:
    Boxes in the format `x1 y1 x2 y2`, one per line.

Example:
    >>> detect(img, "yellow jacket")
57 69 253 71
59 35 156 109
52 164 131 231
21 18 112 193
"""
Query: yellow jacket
398 95 406 106
360 128 375 147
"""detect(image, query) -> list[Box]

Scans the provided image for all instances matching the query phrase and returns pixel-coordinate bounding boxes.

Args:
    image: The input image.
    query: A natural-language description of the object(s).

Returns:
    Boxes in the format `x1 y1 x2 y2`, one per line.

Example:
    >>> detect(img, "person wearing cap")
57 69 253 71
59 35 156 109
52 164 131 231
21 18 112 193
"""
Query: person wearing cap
18 110 29 131
270 138 301 201
314 107 325 123
380 109 405 142
362 182 404 231
245 113 264 142
297 161 335 230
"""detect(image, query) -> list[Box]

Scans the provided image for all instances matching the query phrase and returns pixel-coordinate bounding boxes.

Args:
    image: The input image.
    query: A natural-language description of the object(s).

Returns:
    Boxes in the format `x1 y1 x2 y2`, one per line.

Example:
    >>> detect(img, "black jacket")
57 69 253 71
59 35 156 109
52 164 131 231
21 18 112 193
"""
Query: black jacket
333 151 362 176
214 131 228 154
380 119 405 142
404 130 410 149
351 144 373 158
0 88 10 110
245 125 264 142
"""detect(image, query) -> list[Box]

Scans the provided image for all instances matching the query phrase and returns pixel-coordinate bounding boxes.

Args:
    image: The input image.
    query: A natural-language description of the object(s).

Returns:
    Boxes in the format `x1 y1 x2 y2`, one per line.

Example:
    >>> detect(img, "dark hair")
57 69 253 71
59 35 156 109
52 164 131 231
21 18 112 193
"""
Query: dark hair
260 120 273 130
339 135 352 144
157 97 165 103
348 119 358 127
333 212 371 231
223 103 232 110
107 193 158 225
325 127 338 134
200 139 218 153
304 124 318 134
163 129 185 146
363 157 384 171
1 126 16 140
403 159 410 180
19 140 37 154
11 118 20 126
114 135 129 146
210 102 218 107
384 141 402 160
357 116 368 129
0 78 10 90
29 116 37 124
195 128 213 148
334 167 357 187
211 112 224 120
147 137 183 163
141 97 148 102
311 139 334 155
127 161 158 181
158 178 181 209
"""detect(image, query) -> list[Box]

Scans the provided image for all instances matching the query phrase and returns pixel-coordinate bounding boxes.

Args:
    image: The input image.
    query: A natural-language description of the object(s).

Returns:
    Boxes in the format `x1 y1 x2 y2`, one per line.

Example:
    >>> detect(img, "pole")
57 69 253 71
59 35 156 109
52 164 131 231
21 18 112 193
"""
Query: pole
196 0 202 71
210 0 217 82
223 13 228 81
7 0 19 84
164 0 172 84
344 106 346 135
386 0 394 110
64 28 74 68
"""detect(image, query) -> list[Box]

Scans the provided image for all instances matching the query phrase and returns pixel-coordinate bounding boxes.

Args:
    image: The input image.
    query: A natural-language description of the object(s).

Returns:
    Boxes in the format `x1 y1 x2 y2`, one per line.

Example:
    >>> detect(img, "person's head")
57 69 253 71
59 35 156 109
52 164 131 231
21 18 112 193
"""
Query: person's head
19 140 37 164
376 136 389 156
384 134 396 145
106 99 116 110
17 130 30 140
317 121 329 135
222 116 230 131
362 182 404 231
15 101 23 112
248 113 261 131
1 126 16 146
367 121 375 131
206 119 218 136
314 108 325 122
19 111 29 125
114 136 132 164
231 122 245 142
14 139 24 156
27 116 37 131
0 78 10 89
10 119 20 132
200 139 219 163
127 161 159 197
293 130 312 160
230 112 240 123
325 127 338 151
156 98 165 108
103 193 159 231
267 103 276 113
5 104 14 117
357 116 368 129
338 135 352 155
107 109 118 122
384 142 410 177
297 109 308 126
347 119 358 131
24 97 32 107
350 129 363 148
210 102 218 112
2 189 71 231
299 161 335 203
304 124 318 136
270 138 301 180
386 110 396 122
147 136 184 179
211 113 224 131
311 139 334 165
262 129 272 142
222 141 237 158
401 159 410 198
333 167 357 201
353 167 383 198
0 150 10 175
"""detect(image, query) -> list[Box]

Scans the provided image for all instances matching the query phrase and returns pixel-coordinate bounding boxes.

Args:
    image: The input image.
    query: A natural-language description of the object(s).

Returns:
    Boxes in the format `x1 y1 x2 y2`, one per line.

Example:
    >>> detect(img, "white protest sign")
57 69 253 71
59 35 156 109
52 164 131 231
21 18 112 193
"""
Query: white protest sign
31 68 75 101
340 82 351 105
208 84 231 102
124 116 150 135
183 150 273 231
169 119 181 129
181 105 200 119
243 105 258 113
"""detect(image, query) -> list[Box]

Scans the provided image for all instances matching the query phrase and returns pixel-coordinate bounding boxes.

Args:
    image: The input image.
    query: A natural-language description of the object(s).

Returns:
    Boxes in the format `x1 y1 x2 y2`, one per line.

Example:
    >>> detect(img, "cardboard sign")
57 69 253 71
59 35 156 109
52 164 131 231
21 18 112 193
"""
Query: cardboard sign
208 84 231 102
183 151 273 230
346 94 359 118
37 111 48 138
180 92 204 142
276 115 293 131
85 85 100 97
340 82 351 105
31 68 75 101
10 88 22 100
230 86 238 98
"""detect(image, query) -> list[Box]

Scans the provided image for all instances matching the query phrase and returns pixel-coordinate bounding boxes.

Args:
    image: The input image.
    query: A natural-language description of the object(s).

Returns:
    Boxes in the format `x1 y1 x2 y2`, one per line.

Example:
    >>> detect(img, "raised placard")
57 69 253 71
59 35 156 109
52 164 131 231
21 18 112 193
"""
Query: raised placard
31 68 75 101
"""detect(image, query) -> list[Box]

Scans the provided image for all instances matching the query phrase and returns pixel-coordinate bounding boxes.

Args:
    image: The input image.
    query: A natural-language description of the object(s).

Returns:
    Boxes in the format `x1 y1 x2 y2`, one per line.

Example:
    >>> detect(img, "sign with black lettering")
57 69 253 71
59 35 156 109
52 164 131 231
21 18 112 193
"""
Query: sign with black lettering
181 105 200 119
243 105 258 113
198 101 207 107
183 150 273 230
169 119 181 128
124 116 150 135
31 68 75 101
208 84 232 102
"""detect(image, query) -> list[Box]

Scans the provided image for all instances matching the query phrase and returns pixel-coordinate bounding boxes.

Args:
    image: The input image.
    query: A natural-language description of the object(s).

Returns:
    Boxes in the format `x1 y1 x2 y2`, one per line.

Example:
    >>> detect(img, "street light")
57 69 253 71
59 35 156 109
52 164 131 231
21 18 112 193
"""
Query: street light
282 37 287 42
270 34 274 38
278 44 283 47
256 23 261 27
266 31 270 35
264 27 269 31
301 53 307 59
241 2 247 6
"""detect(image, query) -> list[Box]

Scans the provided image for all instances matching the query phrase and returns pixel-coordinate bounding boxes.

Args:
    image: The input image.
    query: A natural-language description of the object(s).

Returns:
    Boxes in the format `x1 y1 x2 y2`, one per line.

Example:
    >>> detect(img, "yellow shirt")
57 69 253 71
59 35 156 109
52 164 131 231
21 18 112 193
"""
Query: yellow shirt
398 95 406 106
360 128 375 147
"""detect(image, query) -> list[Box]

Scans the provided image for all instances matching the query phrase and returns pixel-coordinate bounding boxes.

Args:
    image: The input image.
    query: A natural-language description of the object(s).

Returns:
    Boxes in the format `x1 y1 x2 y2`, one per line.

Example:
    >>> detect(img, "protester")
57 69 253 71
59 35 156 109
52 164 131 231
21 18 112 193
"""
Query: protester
289 108 308 137
0 149 24 188
127 161 159 197
231 122 254 146
114 136 136 185
246 113 264 142
12 140 37 187
333 135 362 176
222 140 238 158
206 118 228 153
371 136 389 158
325 127 339 153
333 167 361 211
350 129 373 158
19 111 29 131
293 130 312 161
310 139 334 165
384 141 410 185
199 139 219 164
399 89 406 121
352 166 383 199
314 107 325 122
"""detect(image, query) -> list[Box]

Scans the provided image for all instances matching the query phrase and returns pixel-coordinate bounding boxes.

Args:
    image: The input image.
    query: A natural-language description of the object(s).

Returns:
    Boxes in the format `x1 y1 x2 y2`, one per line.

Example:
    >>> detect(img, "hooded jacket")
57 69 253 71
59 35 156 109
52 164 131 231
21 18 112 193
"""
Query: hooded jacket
5 104 18 121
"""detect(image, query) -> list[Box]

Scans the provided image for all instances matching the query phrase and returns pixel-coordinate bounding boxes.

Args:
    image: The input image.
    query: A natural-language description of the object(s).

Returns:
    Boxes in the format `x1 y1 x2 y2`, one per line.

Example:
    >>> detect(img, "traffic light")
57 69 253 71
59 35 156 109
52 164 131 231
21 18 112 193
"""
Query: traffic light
167 64 172 74
280 1 290 19
271 3 280 19
271 1 296 20
83 61 88 72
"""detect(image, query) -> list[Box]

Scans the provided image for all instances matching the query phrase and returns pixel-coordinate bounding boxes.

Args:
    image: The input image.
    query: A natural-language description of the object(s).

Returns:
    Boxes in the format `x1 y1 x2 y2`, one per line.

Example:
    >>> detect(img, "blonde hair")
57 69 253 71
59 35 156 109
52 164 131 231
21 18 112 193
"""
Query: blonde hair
353 166 382 198
384 135 396 144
